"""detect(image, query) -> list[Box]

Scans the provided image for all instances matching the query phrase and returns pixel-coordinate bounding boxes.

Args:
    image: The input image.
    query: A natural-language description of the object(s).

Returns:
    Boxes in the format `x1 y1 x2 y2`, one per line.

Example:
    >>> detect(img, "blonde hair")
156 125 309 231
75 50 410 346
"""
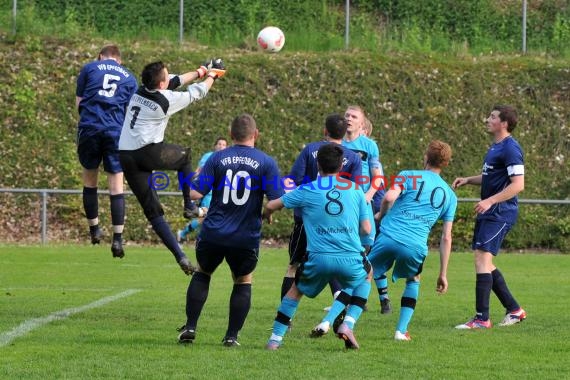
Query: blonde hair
363 117 373 137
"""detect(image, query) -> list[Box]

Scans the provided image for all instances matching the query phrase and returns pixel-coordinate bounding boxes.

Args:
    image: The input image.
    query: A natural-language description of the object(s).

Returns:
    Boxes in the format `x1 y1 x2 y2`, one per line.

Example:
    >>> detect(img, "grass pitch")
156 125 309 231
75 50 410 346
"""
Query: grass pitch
1 245 569 379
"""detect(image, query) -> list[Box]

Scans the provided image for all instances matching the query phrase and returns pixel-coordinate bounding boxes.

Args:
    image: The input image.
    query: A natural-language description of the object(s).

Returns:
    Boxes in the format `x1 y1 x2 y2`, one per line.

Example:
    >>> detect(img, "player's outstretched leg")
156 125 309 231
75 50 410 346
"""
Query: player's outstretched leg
266 297 299 350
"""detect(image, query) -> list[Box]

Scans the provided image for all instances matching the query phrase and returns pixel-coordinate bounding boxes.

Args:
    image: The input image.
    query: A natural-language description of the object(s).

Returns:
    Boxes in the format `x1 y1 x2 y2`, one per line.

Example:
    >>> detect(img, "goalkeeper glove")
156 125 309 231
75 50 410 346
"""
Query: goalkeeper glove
196 58 213 78
207 58 226 80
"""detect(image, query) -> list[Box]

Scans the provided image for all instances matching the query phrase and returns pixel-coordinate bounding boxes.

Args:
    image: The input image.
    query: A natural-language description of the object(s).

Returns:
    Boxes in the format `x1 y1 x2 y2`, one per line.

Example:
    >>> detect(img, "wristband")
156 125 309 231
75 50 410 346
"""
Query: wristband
196 66 207 78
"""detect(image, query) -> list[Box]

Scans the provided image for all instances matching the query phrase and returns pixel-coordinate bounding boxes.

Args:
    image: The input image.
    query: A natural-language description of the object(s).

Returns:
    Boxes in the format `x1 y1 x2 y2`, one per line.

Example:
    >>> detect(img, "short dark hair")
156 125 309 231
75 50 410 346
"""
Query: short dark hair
99 44 121 60
425 140 452 168
141 61 167 90
317 143 343 175
231 114 257 142
214 137 228 146
325 114 348 139
493 105 518 132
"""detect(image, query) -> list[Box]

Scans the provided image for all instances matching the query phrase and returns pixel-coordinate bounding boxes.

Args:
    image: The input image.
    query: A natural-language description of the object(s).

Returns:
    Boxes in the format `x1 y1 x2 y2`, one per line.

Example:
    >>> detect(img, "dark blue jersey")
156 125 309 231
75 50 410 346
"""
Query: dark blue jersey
479 136 524 223
194 145 284 249
289 141 362 218
76 59 137 134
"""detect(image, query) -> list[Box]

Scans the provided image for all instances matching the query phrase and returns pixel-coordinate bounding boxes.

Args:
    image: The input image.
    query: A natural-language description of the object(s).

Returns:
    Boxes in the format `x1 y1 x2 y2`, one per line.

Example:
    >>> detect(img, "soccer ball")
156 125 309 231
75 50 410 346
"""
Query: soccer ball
257 26 285 53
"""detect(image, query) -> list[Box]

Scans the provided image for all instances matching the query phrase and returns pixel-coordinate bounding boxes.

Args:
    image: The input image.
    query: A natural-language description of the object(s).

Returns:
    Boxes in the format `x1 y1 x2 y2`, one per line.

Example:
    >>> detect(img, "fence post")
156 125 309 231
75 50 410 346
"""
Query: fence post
41 191 47 244
345 0 350 50
179 0 184 45
12 0 17 37
522 0 527 53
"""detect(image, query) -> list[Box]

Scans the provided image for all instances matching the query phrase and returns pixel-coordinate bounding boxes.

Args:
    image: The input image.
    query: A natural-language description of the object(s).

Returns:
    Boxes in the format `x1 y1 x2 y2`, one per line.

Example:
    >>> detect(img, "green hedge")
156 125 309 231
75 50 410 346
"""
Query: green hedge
0 34 568 251
2 0 570 55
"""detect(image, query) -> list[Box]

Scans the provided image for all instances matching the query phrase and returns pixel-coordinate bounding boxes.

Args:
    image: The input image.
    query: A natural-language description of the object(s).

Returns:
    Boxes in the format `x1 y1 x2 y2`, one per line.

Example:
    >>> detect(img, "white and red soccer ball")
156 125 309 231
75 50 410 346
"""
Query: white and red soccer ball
257 26 285 53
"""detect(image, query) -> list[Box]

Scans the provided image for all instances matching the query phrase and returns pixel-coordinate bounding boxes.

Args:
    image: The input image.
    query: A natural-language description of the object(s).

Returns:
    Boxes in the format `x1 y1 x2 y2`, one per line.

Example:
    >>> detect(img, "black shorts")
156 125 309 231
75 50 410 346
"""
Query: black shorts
119 142 192 220
288 217 307 265
195 239 259 277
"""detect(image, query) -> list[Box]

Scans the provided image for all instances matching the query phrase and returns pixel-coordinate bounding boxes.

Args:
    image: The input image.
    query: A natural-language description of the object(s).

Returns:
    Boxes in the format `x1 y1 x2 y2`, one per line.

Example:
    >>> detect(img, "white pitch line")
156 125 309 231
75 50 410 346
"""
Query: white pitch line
0 289 141 347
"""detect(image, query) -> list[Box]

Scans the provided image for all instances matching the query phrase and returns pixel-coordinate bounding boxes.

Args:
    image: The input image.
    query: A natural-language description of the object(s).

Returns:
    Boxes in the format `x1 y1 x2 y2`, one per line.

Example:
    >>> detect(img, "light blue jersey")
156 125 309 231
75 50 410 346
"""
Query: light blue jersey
282 176 368 255
197 151 214 207
342 135 381 193
380 170 457 249
198 151 213 168
342 135 380 246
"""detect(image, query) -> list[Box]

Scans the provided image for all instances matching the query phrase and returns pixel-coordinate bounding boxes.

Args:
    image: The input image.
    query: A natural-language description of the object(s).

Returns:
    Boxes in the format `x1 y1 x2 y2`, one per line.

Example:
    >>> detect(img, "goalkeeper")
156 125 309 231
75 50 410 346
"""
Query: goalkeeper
118 58 226 275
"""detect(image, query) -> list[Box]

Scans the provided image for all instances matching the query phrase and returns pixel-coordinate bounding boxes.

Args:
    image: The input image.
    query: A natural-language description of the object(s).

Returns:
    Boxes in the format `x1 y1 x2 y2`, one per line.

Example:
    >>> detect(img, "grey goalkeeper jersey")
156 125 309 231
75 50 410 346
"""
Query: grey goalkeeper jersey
119 78 209 151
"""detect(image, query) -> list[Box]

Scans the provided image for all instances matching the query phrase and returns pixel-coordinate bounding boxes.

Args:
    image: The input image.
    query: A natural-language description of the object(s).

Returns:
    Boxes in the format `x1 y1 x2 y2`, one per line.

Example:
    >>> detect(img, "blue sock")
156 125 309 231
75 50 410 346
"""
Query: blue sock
322 290 351 325
475 273 493 320
271 297 299 338
181 219 199 238
492 268 519 312
83 187 98 220
396 280 419 333
344 281 371 329
150 216 185 261
375 274 389 300
110 194 125 226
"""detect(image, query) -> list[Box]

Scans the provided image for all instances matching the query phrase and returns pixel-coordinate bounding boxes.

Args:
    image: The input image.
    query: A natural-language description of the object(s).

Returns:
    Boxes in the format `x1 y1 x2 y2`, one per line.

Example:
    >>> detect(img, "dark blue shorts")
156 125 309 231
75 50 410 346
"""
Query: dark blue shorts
77 127 122 173
195 239 259 277
472 219 513 255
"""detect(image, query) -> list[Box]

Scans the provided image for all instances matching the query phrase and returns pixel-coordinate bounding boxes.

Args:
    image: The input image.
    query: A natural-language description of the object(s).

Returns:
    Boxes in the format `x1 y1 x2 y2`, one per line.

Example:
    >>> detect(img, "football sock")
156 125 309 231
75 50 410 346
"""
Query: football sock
271 297 299 338
150 216 185 261
83 187 98 221
280 277 295 299
475 273 493 320
180 219 200 239
491 268 520 312
344 281 370 329
323 290 351 325
112 233 122 244
188 219 199 231
110 193 125 227
375 274 389 301
396 280 419 333
89 225 100 235
185 272 211 330
184 199 196 211
226 283 252 338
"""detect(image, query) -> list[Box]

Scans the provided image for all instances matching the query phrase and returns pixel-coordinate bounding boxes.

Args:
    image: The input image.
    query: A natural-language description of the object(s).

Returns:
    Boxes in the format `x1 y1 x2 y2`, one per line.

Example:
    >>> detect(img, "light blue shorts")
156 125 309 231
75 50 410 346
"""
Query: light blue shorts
296 252 369 298
368 235 427 282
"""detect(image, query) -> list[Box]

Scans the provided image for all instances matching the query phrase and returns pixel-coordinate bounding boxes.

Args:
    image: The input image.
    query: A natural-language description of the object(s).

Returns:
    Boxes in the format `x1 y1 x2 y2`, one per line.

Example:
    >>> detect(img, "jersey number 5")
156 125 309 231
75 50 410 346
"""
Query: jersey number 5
98 74 121 97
